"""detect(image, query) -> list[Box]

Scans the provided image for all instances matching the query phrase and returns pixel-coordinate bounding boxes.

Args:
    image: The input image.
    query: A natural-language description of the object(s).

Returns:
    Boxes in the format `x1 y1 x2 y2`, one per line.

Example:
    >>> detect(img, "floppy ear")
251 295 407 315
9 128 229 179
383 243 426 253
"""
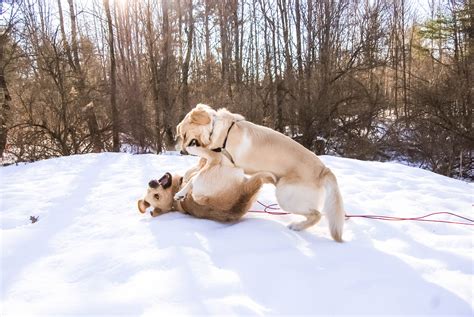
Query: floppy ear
137 200 150 214
190 108 211 125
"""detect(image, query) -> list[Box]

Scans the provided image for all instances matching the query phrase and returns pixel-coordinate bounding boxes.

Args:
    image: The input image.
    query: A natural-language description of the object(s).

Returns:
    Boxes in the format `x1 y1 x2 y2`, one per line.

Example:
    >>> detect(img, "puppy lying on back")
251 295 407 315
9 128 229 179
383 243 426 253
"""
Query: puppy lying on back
137 146 275 222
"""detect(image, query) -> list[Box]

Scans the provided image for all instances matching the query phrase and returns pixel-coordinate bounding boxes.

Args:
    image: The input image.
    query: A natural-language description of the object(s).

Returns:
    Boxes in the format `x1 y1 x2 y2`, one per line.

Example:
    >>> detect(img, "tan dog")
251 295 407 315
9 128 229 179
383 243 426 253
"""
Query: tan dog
177 104 345 242
137 148 275 222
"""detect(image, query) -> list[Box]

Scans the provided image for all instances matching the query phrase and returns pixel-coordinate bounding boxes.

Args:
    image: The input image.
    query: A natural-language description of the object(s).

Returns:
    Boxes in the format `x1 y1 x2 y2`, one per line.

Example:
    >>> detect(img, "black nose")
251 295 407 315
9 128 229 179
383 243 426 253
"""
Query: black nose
180 149 188 155
148 180 159 188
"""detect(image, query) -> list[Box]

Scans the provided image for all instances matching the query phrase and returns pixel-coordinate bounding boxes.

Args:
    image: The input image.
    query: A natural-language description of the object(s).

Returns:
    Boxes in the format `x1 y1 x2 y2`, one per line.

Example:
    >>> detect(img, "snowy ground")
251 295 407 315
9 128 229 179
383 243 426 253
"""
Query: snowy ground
1 152 472 316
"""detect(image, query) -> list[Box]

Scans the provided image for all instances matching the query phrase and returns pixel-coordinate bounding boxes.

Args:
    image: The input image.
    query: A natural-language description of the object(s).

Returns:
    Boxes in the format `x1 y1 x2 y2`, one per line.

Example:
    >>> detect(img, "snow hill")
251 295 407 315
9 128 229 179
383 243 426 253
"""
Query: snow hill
1 152 472 316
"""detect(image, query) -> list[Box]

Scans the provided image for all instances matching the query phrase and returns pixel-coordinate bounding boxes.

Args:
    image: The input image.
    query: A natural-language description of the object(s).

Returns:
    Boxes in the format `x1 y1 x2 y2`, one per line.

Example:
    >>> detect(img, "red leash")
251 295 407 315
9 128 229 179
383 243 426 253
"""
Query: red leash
345 212 474 226
249 201 291 215
250 201 474 226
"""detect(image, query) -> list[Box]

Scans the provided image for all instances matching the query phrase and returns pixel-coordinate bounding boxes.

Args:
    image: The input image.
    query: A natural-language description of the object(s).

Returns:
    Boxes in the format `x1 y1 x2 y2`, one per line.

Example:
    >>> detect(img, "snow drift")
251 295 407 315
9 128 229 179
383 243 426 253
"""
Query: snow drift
1 153 472 316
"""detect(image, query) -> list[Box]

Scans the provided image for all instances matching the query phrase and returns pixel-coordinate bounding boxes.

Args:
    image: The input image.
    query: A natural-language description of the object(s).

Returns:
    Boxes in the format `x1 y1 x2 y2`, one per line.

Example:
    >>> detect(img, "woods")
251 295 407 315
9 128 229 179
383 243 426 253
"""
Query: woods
0 0 472 179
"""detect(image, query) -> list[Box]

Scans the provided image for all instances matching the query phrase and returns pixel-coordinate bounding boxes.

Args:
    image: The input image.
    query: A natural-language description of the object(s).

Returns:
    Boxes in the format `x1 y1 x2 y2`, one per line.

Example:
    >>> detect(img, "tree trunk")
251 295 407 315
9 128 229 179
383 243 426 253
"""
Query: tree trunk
301 0 314 149
233 0 241 86
401 0 408 119
204 0 212 84
181 0 194 120
145 1 162 153
295 0 303 78
278 0 292 76
104 0 120 152
71 0 103 153
218 2 227 85
0 32 10 157
160 0 174 147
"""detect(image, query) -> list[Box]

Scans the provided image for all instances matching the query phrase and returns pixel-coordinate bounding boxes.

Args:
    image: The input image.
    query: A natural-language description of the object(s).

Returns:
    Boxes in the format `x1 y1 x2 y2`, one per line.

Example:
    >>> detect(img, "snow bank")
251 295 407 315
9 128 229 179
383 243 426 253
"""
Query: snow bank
1 153 472 316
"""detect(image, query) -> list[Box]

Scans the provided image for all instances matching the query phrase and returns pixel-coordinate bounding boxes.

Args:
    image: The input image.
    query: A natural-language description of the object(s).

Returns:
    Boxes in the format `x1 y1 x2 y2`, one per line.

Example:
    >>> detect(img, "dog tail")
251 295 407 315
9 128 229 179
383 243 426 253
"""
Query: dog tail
322 168 345 242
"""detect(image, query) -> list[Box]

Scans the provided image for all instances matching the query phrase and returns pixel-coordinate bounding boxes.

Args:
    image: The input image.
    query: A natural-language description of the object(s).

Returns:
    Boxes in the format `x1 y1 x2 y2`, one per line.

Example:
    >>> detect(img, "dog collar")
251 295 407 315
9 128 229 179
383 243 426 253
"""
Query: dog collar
211 121 236 164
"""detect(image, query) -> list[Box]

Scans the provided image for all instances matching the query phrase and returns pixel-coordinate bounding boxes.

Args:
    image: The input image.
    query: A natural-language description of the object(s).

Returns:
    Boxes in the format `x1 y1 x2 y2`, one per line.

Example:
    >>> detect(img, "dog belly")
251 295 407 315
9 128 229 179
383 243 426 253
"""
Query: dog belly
192 166 244 198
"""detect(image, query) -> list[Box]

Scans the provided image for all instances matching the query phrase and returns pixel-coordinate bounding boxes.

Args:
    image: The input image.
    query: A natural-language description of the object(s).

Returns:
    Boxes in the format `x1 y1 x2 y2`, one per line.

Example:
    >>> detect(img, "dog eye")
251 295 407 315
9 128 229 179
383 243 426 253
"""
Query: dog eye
189 139 199 147
154 194 160 200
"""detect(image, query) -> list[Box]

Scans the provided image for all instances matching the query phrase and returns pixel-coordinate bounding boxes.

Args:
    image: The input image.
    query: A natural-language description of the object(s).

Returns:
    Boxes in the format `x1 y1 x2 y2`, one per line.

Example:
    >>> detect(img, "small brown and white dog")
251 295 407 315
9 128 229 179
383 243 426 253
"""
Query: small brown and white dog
176 104 345 242
137 145 275 222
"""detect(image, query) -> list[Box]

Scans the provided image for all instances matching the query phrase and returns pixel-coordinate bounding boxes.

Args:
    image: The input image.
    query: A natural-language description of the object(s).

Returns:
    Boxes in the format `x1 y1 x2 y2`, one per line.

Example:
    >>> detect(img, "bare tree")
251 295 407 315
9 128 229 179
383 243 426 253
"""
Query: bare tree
180 0 194 120
159 0 175 146
103 0 120 152
3 0 471 179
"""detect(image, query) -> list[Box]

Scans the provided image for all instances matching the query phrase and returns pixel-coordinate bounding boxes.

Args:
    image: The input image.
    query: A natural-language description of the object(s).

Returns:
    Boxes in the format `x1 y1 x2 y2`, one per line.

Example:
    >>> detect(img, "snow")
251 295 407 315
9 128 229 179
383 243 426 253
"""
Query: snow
1 152 473 316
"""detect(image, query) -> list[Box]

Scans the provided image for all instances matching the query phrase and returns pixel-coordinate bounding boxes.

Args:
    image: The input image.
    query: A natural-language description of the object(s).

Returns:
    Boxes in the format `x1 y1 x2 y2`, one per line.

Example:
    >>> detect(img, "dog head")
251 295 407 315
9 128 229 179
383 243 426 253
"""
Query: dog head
137 172 183 217
176 104 216 154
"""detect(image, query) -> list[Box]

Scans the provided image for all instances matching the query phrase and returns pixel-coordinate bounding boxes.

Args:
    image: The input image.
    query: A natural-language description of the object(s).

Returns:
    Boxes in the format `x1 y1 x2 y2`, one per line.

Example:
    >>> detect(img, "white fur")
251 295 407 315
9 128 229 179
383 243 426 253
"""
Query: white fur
276 184 324 215
233 130 252 164
191 165 243 198
174 178 193 200
174 145 246 201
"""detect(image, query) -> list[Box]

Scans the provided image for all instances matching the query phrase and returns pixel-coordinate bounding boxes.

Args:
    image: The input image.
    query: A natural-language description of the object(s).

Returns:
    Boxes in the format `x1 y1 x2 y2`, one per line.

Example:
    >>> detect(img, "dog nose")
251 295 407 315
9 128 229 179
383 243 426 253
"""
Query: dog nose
180 149 188 155
148 180 159 188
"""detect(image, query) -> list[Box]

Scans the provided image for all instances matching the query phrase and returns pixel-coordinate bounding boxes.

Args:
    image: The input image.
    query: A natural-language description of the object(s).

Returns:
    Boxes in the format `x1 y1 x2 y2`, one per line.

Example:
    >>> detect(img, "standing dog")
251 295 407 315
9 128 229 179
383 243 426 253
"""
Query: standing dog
177 104 345 242
137 146 275 222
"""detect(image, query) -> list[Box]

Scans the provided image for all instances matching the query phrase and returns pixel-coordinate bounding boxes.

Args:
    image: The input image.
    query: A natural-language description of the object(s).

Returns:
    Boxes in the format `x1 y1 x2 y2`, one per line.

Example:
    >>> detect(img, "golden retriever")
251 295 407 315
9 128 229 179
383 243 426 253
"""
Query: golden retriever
137 147 275 222
176 104 345 242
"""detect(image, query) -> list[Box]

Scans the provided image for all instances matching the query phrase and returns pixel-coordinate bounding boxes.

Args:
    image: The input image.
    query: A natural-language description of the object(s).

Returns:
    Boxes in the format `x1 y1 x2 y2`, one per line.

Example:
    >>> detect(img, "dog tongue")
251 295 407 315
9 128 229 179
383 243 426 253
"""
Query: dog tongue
158 173 172 189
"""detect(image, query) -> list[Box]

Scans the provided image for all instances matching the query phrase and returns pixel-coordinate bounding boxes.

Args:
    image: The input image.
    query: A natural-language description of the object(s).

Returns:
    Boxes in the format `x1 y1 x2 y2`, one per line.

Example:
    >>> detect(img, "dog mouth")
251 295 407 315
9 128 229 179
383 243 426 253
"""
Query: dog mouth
180 139 199 155
149 172 172 189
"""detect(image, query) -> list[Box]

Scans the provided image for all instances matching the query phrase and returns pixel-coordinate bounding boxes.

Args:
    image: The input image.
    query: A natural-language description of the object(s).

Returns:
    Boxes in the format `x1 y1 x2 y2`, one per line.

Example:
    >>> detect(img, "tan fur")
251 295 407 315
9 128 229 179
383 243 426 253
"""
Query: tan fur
179 171 270 222
177 104 346 242
137 174 182 217
190 107 211 125
137 150 276 223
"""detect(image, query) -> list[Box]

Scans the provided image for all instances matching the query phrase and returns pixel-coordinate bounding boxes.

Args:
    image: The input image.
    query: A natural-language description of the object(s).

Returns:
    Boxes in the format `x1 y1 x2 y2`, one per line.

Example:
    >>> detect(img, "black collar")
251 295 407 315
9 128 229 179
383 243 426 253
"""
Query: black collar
211 121 236 163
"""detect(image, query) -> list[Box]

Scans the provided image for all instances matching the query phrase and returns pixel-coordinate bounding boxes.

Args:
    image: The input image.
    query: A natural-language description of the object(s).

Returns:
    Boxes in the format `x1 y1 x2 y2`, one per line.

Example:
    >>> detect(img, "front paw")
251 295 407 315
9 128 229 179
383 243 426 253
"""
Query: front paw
174 192 185 201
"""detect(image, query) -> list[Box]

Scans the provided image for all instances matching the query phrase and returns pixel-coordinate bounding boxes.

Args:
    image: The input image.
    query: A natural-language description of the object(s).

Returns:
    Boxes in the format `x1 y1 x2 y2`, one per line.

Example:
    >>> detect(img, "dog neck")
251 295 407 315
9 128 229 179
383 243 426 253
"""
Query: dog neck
172 200 183 212
211 121 237 164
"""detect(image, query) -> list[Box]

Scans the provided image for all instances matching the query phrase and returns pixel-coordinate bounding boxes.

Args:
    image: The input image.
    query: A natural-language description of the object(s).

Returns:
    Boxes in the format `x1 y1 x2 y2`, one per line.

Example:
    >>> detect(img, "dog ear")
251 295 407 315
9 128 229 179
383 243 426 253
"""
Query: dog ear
190 108 211 125
137 200 150 214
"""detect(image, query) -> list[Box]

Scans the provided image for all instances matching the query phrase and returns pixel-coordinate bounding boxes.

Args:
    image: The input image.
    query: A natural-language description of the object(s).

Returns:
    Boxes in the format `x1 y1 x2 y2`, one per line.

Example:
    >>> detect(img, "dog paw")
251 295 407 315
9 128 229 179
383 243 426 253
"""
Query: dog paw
174 193 185 201
288 222 304 231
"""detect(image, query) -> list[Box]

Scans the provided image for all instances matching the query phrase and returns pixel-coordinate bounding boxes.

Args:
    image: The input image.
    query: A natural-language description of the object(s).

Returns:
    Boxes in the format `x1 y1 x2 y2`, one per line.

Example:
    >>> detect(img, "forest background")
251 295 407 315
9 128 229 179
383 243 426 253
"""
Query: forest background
0 0 472 179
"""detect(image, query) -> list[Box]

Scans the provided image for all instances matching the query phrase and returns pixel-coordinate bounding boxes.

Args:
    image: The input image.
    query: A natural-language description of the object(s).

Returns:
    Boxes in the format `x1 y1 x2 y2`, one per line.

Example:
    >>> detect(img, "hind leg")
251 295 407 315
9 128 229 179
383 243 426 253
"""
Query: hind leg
288 210 322 231
275 179 323 231
193 194 210 205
